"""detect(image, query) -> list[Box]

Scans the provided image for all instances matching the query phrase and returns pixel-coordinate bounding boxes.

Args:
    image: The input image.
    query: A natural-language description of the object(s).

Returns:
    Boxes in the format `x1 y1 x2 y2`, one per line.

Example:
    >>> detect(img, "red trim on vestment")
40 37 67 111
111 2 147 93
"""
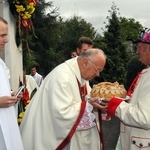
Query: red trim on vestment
56 101 86 150
107 97 123 116
56 80 87 150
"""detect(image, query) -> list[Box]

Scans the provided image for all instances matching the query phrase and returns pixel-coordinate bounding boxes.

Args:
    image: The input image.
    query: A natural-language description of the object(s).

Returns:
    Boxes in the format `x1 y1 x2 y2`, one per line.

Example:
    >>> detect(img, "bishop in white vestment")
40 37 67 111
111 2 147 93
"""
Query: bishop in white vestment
20 49 107 150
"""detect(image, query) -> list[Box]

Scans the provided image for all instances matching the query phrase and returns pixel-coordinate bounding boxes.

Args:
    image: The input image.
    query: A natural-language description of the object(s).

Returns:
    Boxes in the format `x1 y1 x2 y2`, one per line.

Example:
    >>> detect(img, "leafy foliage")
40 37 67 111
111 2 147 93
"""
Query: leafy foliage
25 9 98 76
98 2 143 89
18 0 145 84
100 3 129 85
57 16 97 59
8 0 37 47
126 55 146 89
23 0 64 75
119 17 142 41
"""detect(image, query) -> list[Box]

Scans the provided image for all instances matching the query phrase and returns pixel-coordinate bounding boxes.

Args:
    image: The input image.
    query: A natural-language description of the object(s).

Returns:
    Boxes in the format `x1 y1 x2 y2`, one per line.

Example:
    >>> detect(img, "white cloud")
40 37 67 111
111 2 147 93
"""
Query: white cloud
47 0 150 34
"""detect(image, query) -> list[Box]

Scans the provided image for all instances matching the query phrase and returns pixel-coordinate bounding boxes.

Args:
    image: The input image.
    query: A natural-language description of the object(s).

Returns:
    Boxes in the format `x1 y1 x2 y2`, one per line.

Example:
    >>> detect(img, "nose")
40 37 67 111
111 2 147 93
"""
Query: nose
4 37 8 43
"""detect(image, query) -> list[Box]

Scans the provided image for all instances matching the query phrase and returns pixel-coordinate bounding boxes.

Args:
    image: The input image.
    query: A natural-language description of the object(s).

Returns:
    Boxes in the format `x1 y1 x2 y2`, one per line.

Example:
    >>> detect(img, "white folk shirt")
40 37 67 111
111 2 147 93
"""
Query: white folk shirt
109 68 150 150
0 58 24 150
20 57 101 150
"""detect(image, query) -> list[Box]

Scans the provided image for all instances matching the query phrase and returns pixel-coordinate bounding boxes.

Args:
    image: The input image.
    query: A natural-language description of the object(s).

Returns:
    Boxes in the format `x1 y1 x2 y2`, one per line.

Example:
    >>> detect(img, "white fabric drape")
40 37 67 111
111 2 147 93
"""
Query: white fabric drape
0 58 24 150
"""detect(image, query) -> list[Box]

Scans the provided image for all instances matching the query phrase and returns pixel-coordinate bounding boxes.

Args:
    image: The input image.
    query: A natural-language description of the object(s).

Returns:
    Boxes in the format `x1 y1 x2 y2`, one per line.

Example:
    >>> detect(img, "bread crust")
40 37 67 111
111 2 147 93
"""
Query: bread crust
90 81 126 99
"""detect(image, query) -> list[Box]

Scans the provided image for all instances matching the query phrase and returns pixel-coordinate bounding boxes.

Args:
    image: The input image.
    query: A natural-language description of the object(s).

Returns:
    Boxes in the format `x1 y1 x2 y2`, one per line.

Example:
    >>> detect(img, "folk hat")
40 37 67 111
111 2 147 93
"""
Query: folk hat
134 29 150 44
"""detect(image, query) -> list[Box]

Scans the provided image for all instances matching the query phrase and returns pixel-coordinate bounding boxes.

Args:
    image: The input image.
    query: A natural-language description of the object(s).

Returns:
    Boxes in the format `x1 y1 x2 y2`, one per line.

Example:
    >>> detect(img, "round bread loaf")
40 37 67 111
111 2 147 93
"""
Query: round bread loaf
90 81 126 99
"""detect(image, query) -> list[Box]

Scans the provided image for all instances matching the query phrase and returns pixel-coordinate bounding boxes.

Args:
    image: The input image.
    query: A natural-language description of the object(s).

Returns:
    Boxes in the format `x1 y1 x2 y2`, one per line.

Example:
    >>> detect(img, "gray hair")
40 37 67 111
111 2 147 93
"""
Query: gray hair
79 48 106 60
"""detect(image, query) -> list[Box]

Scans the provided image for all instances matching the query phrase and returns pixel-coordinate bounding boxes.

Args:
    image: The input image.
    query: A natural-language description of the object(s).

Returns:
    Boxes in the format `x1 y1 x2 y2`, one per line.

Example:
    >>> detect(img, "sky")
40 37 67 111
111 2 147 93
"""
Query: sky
46 0 150 34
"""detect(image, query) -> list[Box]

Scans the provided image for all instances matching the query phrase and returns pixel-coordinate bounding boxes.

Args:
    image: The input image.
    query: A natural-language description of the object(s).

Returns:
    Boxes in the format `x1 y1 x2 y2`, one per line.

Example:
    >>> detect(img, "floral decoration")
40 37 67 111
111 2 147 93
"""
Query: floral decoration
18 88 30 125
8 0 38 48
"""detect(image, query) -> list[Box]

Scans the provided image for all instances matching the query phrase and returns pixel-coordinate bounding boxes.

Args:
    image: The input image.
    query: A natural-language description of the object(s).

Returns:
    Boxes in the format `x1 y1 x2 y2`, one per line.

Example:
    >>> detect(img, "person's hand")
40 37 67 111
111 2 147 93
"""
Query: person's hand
88 97 108 110
11 91 23 101
102 98 111 103
0 96 18 107
16 91 23 99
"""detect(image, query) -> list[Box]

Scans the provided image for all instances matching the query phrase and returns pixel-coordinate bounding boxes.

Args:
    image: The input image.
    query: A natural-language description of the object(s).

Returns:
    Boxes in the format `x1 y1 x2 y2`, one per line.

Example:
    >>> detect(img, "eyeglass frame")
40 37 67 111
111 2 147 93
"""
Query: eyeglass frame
88 58 103 73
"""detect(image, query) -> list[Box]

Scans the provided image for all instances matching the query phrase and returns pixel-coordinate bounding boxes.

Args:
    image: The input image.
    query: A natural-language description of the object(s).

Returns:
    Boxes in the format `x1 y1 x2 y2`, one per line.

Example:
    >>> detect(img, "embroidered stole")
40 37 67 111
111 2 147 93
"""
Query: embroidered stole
77 80 104 150
56 80 87 150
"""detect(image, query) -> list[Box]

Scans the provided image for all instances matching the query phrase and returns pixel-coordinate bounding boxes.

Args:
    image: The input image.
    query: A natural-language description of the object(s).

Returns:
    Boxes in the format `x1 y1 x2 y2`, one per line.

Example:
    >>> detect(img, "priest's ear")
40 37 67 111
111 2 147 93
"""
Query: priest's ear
82 57 90 67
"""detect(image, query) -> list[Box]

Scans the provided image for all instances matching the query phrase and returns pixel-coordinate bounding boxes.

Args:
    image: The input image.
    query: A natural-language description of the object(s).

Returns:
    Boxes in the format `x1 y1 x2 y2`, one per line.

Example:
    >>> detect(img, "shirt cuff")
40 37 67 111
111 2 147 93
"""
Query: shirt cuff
76 101 96 131
107 97 123 116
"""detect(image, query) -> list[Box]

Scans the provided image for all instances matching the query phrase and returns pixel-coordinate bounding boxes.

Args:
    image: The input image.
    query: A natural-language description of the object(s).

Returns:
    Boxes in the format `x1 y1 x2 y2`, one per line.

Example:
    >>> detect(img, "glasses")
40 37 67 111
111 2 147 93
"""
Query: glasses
88 58 103 73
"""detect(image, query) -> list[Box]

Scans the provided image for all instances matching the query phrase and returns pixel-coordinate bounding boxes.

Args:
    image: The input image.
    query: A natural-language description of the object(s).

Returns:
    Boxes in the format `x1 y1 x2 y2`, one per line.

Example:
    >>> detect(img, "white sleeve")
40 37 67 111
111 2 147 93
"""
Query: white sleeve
76 101 96 131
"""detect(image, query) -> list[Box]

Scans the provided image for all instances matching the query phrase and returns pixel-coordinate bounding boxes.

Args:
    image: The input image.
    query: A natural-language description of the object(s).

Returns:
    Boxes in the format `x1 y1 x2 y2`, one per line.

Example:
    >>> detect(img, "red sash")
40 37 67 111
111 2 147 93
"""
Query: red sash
56 81 87 150
127 72 142 97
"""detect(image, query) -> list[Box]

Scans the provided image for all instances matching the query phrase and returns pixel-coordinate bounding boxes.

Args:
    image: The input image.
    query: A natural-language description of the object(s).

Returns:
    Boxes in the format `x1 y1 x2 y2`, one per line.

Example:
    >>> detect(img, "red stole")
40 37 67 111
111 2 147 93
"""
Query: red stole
56 81 87 150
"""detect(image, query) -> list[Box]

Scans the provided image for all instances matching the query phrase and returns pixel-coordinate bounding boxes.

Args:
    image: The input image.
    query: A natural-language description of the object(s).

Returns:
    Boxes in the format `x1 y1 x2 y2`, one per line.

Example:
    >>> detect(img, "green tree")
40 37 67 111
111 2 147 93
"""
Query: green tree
101 2 130 85
23 0 144 81
119 17 142 41
99 2 145 89
23 3 98 76
23 0 65 76
57 16 97 59
119 17 144 88
126 55 146 89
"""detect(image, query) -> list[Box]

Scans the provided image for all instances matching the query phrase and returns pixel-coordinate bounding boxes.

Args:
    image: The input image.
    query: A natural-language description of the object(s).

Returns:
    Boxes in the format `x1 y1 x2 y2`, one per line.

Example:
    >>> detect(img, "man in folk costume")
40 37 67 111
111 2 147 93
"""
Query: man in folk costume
20 48 107 150
106 29 150 150
0 17 24 150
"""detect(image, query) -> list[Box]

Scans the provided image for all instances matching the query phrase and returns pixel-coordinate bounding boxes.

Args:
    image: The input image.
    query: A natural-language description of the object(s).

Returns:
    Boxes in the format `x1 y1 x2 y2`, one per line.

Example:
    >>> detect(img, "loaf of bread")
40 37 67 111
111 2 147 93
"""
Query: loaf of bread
90 81 126 99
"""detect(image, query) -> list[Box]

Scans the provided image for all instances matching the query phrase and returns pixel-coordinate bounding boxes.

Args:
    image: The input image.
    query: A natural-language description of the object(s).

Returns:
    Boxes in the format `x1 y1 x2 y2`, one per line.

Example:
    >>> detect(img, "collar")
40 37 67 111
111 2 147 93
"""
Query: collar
65 57 86 86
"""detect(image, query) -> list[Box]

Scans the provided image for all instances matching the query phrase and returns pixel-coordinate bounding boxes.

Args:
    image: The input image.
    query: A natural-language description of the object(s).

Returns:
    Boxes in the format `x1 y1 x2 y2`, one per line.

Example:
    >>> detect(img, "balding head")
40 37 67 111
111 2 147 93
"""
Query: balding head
77 48 106 80
79 48 106 59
